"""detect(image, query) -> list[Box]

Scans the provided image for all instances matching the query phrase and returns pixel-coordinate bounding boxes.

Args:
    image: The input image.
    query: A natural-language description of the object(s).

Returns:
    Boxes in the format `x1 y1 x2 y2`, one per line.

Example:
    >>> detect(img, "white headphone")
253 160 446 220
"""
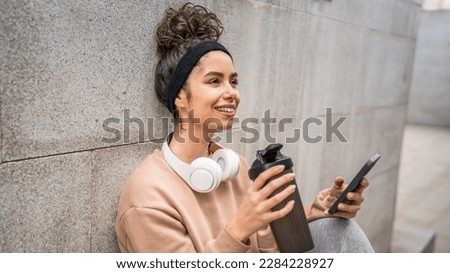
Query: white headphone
162 133 240 193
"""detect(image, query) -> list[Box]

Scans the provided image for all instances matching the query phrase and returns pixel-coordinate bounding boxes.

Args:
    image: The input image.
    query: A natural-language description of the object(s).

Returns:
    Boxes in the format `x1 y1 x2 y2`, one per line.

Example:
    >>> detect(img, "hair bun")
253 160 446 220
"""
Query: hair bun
155 3 224 57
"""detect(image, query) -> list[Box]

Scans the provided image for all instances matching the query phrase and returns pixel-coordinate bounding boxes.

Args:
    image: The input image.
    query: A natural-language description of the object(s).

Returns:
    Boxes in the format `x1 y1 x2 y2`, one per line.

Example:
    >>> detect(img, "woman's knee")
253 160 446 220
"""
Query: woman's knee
307 218 374 253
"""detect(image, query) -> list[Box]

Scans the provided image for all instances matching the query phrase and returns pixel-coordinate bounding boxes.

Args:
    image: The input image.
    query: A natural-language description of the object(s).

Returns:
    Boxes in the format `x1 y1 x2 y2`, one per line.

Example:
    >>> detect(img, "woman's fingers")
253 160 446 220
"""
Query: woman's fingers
337 202 361 214
354 178 369 194
260 183 296 212
345 178 368 205
245 165 300 225
330 177 345 198
258 172 295 199
334 176 344 189
346 191 365 205
265 200 295 222
251 165 285 191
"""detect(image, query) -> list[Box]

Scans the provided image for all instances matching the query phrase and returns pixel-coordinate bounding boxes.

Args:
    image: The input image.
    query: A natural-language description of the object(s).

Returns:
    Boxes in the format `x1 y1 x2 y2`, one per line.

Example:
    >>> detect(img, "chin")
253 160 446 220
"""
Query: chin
220 116 236 129
203 115 236 130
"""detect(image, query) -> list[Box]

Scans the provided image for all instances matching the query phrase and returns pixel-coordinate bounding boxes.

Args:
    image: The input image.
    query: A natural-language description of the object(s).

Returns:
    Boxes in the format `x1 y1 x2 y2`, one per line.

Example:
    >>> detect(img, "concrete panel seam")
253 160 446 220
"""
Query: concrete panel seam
354 103 409 114
89 150 94 252
0 140 161 164
0 93 2 163
252 0 419 39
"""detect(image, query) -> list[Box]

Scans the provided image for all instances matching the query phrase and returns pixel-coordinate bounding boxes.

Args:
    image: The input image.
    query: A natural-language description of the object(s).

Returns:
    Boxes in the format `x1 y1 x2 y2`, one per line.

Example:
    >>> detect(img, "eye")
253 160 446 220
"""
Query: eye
231 78 239 86
208 78 220 84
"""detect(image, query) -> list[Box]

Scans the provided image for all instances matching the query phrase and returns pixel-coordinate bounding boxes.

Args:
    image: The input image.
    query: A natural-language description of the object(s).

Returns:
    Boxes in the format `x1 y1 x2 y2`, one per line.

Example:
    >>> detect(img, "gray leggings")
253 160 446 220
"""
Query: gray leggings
306 218 374 253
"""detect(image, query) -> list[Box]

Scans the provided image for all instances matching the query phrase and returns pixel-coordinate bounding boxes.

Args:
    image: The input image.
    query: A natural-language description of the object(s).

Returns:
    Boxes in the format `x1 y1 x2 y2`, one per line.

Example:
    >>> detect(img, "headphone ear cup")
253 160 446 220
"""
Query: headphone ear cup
211 149 240 181
190 157 222 193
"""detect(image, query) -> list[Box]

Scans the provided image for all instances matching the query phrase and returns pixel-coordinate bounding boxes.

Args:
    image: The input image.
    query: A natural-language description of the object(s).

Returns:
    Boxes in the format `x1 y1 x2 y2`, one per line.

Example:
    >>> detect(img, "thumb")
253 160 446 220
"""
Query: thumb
334 176 344 189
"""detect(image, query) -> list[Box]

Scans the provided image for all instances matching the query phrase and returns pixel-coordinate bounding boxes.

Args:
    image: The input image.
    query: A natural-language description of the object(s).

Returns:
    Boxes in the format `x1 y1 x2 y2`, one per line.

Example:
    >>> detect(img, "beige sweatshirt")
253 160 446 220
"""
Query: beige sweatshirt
115 149 278 253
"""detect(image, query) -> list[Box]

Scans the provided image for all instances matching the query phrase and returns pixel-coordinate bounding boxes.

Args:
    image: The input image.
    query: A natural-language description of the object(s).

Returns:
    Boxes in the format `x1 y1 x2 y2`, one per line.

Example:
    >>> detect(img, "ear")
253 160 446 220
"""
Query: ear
174 89 188 110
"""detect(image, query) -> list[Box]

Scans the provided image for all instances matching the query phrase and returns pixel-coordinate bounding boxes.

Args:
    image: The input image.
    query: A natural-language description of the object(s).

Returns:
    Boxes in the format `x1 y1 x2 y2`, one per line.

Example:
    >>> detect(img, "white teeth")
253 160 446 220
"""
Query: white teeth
216 107 234 113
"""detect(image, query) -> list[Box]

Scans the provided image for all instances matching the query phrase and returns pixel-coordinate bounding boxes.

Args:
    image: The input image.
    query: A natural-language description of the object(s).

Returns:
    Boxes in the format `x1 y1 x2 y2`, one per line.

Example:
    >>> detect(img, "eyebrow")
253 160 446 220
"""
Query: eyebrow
204 71 239 78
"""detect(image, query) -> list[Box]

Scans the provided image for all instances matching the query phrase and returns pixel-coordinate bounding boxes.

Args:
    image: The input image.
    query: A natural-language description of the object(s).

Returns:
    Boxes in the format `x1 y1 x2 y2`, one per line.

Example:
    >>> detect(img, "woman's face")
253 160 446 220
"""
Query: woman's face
177 50 240 133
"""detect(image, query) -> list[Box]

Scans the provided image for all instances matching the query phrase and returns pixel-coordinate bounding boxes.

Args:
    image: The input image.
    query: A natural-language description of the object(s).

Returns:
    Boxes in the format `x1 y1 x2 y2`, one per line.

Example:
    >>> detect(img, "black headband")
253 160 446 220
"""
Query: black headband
166 40 232 113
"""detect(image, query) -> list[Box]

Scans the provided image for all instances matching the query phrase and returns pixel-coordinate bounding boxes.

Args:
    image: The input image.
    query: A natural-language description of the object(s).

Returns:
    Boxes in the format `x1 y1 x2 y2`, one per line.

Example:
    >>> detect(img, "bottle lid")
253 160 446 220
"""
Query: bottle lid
248 143 293 180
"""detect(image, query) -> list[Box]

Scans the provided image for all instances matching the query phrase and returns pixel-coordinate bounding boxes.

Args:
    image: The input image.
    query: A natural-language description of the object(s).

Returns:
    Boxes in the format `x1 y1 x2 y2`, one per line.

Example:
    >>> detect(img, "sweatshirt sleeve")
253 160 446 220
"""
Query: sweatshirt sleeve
119 206 251 253
256 226 279 253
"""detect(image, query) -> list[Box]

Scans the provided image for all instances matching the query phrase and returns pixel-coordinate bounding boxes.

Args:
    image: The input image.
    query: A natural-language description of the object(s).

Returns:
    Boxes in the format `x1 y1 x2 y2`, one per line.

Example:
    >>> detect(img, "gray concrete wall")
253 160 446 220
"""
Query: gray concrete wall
406 10 450 127
1 0 420 252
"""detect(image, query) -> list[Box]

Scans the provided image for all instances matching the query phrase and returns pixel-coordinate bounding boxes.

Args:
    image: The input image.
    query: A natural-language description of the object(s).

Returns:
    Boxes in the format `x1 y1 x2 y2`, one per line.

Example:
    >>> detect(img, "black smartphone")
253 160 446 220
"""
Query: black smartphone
328 154 381 214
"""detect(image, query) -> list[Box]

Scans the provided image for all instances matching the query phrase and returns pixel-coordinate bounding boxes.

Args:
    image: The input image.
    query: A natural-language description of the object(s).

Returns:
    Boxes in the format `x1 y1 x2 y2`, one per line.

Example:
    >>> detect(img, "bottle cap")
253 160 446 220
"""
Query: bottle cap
248 143 293 180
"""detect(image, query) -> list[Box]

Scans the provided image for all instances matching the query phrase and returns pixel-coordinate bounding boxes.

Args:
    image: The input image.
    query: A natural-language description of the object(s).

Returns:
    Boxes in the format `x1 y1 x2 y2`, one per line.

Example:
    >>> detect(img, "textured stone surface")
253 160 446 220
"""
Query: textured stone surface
255 0 420 38
301 16 365 119
0 105 2 164
356 32 415 110
407 10 450 126
91 142 159 252
0 152 91 252
0 0 168 161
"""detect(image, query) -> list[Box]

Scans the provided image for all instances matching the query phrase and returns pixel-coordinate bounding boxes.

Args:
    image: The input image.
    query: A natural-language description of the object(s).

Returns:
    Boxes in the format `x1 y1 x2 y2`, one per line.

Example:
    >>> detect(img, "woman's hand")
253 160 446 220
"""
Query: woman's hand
306 177 369 222
226 165 296 243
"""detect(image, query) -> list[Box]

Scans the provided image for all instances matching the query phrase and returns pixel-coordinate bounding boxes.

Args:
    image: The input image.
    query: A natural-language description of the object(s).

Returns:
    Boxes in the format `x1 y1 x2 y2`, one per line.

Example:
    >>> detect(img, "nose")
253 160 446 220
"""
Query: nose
223 82 239 100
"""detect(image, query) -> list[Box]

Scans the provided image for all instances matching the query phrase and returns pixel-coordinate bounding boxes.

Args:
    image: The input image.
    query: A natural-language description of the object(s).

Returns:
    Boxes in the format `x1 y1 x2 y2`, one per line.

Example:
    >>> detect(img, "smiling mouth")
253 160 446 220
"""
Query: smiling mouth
215 106 236 113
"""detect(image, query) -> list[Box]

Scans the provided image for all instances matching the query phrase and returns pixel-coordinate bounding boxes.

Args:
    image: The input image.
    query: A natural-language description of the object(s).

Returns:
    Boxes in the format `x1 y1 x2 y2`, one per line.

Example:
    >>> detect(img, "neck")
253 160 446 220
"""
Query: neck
169 126 215 163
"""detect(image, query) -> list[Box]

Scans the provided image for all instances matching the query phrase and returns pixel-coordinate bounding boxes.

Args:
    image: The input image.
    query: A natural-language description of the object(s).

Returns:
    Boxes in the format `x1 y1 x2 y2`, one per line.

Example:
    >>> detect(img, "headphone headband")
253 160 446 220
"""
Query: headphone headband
161 133 239 193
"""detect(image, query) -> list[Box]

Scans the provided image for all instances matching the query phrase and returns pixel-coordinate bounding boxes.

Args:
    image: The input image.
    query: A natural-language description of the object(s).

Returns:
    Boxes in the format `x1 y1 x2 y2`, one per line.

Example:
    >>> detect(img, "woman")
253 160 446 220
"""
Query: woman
115 2 371 253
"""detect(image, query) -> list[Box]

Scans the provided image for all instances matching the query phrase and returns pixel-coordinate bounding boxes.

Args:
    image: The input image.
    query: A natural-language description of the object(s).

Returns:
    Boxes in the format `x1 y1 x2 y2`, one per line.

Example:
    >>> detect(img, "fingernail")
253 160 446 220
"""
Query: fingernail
290 184 297 191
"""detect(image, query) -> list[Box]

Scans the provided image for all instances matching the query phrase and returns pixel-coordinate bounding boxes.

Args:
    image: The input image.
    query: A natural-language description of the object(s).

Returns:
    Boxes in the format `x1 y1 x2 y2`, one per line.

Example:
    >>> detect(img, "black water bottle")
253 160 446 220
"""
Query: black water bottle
248 143 314 253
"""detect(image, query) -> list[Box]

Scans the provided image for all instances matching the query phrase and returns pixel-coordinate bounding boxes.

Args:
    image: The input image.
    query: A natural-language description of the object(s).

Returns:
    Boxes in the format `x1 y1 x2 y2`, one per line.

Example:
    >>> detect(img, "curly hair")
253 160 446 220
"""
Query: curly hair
154 2 224 115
